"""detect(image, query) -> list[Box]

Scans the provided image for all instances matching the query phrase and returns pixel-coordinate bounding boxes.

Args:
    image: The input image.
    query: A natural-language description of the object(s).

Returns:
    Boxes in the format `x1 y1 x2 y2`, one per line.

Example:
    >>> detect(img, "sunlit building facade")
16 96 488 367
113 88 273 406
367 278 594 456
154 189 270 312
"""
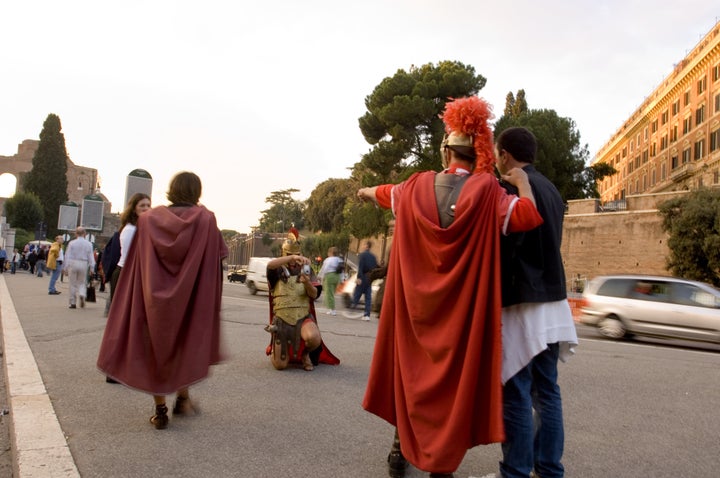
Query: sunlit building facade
593 21 720 203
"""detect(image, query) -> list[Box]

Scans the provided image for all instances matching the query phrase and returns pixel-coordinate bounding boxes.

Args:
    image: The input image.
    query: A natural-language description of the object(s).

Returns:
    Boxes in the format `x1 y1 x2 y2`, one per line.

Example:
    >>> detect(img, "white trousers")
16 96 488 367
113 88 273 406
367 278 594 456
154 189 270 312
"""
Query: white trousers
66 259 88 305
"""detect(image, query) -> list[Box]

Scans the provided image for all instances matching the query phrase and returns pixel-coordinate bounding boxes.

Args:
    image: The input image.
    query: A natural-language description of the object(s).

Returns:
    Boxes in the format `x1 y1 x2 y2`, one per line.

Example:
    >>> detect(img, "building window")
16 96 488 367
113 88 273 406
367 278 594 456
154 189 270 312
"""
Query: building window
661 110 668 125
635 156 641 168
644 126 649 140
660 134 668 151
672 155 679 169
628 160 634 173
684 90 691 106
650 143 656 157
682 148 692 164
695 104 705 125
694 139 705 160
622 146 627 158
683 116 692 134
642 150 648 163
670 124 678 142
651 169 656 186
661 163 667 181
714 169 719 185
629 140 634 153
636 134 641 148
715 92 720 113
672 99 680 116
714 64 720 82
651 120 658 133
711 129 720 152
697 76 706 95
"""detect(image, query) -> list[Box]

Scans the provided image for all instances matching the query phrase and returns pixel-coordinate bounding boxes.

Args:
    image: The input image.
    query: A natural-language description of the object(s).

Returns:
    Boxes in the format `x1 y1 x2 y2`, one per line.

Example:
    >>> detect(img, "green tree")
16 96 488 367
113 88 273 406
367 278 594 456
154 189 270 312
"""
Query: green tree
22 114 69 235
220 229 239 242
3 192 44 231
658 189 720 287
495 93 615 200
258 189 305 233
357 61 486 185
305 178 355 233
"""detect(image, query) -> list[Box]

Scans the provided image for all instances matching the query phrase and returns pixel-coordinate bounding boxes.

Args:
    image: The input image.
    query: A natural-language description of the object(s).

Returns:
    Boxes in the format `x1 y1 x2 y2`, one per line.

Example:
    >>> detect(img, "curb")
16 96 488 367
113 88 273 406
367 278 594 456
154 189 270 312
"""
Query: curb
0 275 80 477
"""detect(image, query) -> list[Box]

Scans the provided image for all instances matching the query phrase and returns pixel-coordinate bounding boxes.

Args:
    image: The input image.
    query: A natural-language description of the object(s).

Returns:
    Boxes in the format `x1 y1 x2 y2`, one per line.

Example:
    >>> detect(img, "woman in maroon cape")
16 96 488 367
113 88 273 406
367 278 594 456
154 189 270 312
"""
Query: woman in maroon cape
97 171 228 429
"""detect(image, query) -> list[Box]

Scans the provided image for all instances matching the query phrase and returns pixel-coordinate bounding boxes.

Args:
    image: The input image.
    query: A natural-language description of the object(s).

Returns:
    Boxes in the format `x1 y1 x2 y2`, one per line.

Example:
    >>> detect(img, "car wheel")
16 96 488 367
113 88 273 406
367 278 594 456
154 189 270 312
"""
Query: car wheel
598 315 626 339
248 282 257 295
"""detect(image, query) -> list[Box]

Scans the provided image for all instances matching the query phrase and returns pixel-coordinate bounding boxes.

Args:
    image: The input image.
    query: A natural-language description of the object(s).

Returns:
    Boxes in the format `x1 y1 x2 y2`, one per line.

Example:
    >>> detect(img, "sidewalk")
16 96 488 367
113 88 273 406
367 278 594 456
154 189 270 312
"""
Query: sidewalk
0 271 80 477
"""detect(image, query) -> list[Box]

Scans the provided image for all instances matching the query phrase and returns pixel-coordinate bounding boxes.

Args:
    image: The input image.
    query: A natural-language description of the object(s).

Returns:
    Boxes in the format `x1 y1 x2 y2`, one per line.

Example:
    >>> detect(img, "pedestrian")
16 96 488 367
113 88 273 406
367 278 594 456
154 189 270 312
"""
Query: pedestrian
64 227 96 308
479 127 579 478
35 246 47 277
103 192 152 319
27 248 37 275
97 172 227 430
264 232 339 371
357 96 543 478
47 235 65 295
10 248 20 274
318 246 342 315
350 240 378 321
0 247 7 273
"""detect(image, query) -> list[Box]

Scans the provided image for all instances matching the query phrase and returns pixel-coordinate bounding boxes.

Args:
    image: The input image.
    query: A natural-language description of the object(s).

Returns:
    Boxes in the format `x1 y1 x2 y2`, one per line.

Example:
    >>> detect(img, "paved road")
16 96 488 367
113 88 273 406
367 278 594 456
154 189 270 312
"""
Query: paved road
1 272 719 477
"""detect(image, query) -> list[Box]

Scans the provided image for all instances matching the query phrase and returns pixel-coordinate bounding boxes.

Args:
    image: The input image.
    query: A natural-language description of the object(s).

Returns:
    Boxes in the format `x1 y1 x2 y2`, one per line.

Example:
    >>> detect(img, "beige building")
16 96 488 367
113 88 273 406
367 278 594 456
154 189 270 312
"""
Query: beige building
592 21 720 202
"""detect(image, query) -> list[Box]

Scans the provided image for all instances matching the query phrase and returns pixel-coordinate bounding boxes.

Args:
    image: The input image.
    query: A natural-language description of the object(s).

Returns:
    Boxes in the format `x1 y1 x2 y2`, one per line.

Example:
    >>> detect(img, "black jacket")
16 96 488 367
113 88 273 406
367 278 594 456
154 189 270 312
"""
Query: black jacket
500 165 567 307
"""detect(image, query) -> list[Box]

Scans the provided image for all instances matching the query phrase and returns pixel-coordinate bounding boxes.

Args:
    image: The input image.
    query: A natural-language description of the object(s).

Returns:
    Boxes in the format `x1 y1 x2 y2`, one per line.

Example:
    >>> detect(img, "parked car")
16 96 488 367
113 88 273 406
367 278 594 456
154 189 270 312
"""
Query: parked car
227 267 247 283
245 257 272 295
580 274 720 343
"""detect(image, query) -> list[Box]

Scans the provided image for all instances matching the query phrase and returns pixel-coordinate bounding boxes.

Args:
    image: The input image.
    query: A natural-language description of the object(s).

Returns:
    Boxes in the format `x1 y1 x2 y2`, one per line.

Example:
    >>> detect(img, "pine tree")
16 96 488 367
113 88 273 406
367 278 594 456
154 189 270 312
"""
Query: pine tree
22 114 69 236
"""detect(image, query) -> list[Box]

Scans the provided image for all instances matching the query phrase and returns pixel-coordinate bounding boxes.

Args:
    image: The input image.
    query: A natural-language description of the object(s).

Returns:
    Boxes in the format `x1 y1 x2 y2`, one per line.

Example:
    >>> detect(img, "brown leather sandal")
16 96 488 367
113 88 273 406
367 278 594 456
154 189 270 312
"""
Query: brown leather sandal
172 395 198 416
150 404 168 429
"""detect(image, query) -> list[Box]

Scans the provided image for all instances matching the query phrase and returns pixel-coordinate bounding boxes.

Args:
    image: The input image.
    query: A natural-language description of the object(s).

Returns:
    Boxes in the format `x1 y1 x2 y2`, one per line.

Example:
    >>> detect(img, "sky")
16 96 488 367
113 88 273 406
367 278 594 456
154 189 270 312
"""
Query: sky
1 1 718 233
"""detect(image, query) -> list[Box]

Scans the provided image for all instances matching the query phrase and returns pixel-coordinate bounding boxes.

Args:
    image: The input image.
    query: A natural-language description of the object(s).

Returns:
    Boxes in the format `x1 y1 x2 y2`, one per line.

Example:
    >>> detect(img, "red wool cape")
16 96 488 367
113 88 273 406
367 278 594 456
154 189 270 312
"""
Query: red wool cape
97 205 228 395
362 171 507 473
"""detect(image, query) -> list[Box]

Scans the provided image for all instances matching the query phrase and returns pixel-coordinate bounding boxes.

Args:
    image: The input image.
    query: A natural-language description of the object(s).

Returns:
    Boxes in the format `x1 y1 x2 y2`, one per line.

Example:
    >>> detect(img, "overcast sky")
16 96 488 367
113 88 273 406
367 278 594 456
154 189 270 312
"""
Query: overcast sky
1 1 718 233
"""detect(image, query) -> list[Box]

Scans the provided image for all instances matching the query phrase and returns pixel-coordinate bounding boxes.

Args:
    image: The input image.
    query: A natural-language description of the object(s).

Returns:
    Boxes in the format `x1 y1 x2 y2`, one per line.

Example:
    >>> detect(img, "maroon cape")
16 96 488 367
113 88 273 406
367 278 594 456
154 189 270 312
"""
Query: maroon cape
362 172 507 473
97 205 228 395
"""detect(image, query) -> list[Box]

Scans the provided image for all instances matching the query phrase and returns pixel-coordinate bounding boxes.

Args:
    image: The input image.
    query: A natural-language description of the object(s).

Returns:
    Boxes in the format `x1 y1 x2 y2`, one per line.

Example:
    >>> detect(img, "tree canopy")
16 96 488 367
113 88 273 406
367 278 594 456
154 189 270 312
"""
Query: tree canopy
357 61 486 185
22 114 69 235
494 92 616 200
258 188 305 233
304 178 355 233
3 191 44 231
658 188 720 287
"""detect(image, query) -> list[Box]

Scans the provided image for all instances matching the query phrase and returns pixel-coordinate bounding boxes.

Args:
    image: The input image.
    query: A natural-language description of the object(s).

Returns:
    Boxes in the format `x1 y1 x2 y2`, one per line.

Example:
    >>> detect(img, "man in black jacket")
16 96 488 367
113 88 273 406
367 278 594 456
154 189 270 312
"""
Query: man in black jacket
491 127 578 478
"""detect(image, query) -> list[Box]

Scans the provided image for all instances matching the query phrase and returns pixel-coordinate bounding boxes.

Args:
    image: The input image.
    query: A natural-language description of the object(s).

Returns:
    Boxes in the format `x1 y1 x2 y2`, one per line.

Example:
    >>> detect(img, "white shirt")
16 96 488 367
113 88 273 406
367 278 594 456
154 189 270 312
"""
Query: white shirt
117 224 137 268
65 236 95 268
501 300 578 384
318 256 341 279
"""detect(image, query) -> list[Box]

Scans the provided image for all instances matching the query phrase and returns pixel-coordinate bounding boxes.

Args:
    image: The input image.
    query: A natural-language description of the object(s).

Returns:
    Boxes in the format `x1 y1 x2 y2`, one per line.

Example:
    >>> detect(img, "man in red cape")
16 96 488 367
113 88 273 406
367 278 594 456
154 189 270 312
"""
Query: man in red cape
97 172 227 429
357 97 543 477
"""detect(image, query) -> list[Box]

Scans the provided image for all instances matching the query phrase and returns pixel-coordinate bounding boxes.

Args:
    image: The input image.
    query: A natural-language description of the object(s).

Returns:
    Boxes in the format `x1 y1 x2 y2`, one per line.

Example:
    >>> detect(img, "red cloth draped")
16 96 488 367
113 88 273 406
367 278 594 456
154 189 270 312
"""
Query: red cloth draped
97 205 228 395
362 171 506 473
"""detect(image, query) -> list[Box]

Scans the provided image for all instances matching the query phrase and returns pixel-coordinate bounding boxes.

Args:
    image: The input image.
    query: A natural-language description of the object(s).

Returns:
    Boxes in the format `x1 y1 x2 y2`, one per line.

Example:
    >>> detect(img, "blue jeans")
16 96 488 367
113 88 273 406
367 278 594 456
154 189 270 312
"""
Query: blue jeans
48 263 63 292
352 280 372 316
500 343 564 478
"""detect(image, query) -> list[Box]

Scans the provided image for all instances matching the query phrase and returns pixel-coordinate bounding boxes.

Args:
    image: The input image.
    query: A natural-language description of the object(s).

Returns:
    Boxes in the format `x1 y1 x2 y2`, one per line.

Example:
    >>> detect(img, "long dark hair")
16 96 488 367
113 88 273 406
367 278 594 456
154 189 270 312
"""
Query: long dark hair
120 193 151 229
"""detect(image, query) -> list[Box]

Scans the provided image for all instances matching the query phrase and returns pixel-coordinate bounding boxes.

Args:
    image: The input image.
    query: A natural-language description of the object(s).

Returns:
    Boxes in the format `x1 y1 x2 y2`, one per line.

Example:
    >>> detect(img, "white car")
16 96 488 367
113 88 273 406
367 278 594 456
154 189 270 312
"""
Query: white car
580 274 720 343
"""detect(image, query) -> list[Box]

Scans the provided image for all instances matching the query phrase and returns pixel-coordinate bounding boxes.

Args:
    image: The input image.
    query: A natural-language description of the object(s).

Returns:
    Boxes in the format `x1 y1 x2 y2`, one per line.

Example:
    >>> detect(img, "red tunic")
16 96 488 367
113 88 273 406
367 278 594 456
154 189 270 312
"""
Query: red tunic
362 171 542 473
97 205 228 395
